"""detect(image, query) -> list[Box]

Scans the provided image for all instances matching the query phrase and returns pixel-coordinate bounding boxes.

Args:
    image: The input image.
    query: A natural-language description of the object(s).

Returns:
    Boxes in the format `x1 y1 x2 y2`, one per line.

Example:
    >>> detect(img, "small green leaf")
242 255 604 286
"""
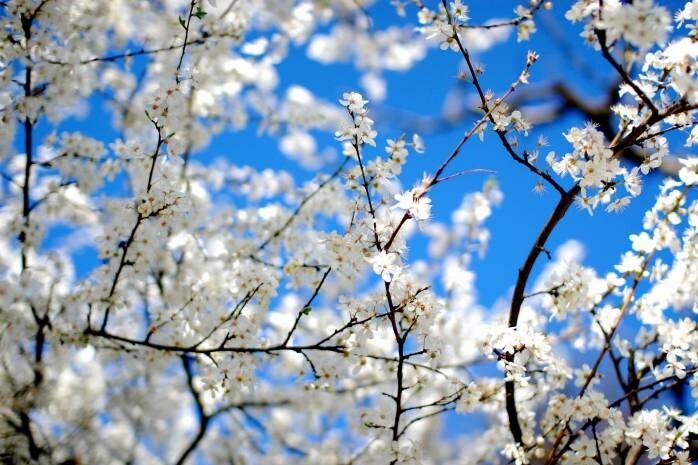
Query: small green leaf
193 6 207 19
301 306 312 316
178 16 187 28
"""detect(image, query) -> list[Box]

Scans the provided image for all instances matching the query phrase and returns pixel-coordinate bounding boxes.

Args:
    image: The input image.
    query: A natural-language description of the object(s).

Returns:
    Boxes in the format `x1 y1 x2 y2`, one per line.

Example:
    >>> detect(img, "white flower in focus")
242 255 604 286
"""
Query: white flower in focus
502 442 529 465
450 0 469 22
339 91 368 113
570 435 597 464
393 190 432 221
366 251 401 282
355 114 377 146
385 139 407 159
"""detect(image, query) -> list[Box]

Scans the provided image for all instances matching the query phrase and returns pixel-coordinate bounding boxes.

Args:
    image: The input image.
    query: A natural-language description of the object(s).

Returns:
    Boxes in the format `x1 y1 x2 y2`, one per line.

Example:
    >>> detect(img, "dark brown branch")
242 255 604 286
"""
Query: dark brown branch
84 326 345 355
594 27 658 117
174 355 210 465
99 120 166 331
501 54 698 458
280 267 332 346
45 38 207 66
175 0 197 84
351 112 383 251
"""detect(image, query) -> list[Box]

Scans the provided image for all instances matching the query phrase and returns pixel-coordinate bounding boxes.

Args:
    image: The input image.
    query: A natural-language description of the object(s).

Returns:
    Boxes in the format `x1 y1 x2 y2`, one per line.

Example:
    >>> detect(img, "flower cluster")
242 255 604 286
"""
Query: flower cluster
3 1 698 465
335 92 377 147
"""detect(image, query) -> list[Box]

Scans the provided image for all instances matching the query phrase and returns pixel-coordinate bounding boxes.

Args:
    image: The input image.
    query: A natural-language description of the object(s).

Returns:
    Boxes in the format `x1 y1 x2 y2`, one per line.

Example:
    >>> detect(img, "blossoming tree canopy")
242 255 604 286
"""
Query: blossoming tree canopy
3 0 698 463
